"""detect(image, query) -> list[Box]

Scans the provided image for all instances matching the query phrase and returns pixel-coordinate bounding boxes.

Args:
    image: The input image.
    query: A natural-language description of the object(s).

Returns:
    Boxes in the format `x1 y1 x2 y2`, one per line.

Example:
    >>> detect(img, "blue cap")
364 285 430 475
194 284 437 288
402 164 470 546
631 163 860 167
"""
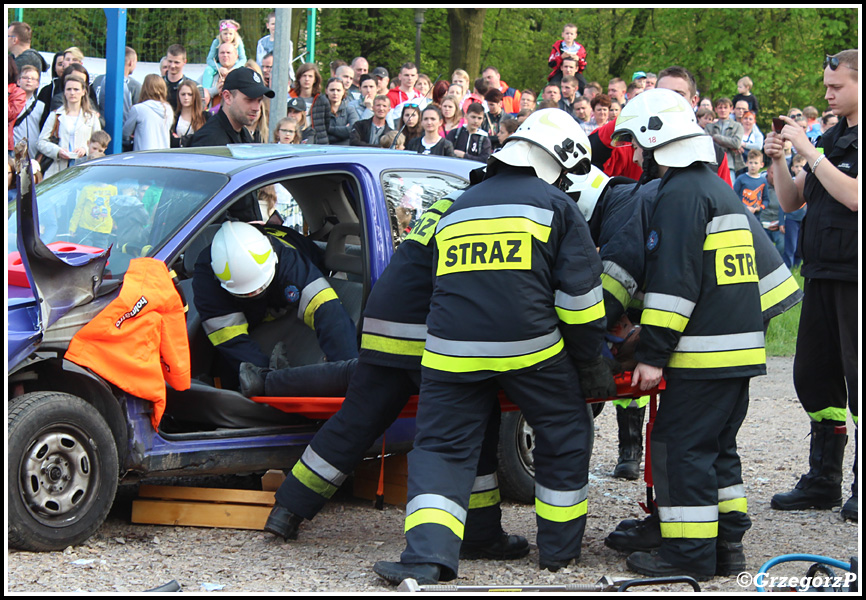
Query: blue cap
632 71 647 81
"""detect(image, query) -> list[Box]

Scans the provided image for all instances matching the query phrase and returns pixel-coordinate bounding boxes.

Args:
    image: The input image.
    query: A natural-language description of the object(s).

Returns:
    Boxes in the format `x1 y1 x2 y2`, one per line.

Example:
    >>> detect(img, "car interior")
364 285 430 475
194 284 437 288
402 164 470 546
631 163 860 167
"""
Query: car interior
161 171 367 434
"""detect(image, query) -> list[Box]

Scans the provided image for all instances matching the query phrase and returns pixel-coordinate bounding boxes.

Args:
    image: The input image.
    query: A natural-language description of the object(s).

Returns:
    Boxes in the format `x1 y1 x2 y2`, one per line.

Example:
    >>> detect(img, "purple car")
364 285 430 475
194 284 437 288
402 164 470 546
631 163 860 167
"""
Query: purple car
8 144 489 551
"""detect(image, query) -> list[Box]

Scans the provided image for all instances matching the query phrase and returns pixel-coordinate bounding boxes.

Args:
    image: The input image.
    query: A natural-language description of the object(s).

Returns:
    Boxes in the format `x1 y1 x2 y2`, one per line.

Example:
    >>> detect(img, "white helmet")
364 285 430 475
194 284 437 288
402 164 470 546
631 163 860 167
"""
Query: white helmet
491 108 592 185
210 221 278 296
565 165 610 223
611 88 715 168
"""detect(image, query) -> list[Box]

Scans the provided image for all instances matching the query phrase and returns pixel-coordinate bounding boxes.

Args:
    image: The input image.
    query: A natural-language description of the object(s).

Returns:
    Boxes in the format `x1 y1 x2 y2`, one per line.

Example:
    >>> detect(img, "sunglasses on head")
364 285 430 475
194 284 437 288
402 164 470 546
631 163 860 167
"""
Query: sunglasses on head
824 55 858 71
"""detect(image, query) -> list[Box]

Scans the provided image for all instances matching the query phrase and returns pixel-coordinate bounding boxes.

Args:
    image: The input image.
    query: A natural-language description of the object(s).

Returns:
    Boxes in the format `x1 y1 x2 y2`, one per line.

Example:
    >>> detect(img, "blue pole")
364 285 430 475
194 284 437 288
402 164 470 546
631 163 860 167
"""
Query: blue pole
103 8 127 155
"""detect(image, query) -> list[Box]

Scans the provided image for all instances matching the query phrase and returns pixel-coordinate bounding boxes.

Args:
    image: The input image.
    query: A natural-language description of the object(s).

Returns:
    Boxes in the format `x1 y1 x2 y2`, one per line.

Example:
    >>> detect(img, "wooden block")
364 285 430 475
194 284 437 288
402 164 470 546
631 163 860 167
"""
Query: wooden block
261 469 286 491
131 499 271 530
137 484 275 506
354 455 409 484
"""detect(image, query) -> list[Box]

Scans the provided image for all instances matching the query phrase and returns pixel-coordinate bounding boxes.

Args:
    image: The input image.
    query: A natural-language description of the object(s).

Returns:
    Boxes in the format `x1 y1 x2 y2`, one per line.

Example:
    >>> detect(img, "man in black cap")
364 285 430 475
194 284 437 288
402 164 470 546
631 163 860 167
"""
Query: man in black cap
371 66 390 96
190 67 276 221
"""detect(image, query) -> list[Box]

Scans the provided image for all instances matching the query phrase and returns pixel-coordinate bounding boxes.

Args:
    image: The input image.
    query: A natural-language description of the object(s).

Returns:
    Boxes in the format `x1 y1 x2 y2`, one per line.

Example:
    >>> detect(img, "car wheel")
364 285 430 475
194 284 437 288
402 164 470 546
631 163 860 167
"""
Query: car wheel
8 392 119 551
497 405 596 504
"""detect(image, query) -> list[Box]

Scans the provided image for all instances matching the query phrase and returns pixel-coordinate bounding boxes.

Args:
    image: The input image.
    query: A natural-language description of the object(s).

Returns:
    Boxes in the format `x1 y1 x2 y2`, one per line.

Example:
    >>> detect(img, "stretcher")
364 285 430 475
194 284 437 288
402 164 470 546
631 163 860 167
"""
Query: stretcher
250 372 663 420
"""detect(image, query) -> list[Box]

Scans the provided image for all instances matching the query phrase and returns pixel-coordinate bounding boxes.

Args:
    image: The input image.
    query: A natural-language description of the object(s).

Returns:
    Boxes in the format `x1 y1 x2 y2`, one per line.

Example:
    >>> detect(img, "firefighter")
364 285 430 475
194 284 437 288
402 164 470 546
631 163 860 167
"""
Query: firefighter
567 166 803 483
605 89 766 581
373 109 616 585
262 183 530 563
566 167 653 481
192 221 358 393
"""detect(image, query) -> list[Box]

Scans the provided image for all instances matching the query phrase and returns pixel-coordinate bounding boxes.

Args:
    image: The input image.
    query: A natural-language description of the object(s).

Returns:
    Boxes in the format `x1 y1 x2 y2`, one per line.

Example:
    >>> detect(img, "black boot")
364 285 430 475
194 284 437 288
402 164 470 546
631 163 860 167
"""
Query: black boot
239 362 267 398
460 532 530 560
604 511 661 553
715 539 746 575
771 420 846 510
373 561 441 585
613 405 645 480
264 504 303 541
841 427 858 521
626 550 714 582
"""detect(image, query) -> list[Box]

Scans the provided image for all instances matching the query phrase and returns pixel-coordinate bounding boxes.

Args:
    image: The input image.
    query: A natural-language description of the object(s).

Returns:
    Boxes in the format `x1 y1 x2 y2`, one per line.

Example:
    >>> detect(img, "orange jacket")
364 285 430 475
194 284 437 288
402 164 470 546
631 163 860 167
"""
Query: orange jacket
66 258 191 429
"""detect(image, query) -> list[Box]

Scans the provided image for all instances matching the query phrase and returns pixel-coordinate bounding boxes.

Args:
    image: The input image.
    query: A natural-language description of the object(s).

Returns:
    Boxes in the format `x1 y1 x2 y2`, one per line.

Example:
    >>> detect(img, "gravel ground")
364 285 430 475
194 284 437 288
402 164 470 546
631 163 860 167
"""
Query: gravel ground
6 357 859 593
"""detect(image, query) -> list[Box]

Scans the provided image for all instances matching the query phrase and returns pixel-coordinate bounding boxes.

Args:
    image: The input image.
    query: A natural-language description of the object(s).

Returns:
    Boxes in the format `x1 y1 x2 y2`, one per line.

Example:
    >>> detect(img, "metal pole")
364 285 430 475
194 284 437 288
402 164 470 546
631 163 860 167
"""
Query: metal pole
103 8 127 156
306 9 316 63
414 9 426 71
269 8 292 143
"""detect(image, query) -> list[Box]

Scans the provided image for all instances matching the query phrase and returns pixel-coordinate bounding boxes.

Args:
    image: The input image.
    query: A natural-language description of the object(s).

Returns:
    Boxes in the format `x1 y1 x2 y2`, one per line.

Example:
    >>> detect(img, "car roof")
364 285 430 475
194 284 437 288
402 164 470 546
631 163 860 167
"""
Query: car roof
84 144 472 178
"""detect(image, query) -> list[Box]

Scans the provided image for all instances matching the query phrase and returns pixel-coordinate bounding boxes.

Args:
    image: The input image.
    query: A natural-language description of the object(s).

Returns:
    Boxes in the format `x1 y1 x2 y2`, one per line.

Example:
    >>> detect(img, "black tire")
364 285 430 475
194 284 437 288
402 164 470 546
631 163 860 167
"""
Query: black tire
8 392 119 551
497 405 595 504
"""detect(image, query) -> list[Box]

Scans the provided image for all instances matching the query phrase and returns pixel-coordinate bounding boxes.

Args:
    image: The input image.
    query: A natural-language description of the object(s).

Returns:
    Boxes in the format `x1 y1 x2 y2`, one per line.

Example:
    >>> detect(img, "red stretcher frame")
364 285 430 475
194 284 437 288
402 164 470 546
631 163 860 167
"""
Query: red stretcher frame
251 371 664 513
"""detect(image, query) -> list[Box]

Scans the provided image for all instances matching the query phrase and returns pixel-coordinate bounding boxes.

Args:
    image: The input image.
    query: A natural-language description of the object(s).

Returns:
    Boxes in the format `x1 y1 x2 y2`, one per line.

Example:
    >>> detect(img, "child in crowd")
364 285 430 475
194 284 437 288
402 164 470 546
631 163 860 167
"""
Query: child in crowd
204 20 247 85
734 150 767 216
547 23 588 86
732 76 759 118
379 130 405 150
86 130 111 161
446 102 491 163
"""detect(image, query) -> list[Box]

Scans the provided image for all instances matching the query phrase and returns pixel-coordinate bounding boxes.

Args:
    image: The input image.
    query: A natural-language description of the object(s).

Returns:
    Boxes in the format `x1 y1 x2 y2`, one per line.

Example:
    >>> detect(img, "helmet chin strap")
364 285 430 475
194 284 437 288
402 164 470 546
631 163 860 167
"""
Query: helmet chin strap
634 148 660 191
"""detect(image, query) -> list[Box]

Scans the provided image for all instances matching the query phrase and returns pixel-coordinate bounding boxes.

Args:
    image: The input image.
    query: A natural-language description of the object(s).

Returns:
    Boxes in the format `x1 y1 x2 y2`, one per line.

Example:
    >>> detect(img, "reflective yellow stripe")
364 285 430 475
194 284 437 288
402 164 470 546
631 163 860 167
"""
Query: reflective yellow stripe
660 521 718 538
555 300 605 325
404 508 465 539
718 497 748 514
641 308 690 333
612 395 650 409
437 217 551 243
405 211 443 245
761 274 801 313
808 407 849 423
303 288 338 329
291 461 339 498
468 489 501 509
421 338 564 373
535 498 588 523
704 229 753 251
668 347 765 369
601 272 631 311
361 333 426 357
437 232 532 275
206 323 249 346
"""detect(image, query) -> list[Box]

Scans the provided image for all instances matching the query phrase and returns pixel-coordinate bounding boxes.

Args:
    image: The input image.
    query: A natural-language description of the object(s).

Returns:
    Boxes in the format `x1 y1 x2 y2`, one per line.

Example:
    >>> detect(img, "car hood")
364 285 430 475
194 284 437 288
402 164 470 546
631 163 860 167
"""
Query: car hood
8 144 116 371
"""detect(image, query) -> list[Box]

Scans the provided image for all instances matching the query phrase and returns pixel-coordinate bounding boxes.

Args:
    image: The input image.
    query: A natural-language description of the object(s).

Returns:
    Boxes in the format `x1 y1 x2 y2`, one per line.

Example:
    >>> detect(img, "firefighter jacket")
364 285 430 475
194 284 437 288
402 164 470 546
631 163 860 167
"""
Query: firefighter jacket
65 258 191 429
359 196 456 371
635 163 766 380
422 166 607 381
578 175 650 328
584 177 801 327
193 233 358 378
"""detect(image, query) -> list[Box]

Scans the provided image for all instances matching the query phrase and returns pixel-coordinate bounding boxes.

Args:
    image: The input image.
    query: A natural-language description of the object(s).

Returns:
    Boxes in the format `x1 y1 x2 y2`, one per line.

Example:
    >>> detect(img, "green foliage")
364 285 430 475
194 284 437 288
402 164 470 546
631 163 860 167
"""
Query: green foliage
11 7 857 133
764 267 803 357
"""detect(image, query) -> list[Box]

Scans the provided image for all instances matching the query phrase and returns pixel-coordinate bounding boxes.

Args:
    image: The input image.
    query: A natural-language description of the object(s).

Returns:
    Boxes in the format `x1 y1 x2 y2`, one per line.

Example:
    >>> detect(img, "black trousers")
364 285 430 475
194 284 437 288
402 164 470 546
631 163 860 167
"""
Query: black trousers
651 376 752 576
793 278 858 423
274 361 503 545
401 355 591 578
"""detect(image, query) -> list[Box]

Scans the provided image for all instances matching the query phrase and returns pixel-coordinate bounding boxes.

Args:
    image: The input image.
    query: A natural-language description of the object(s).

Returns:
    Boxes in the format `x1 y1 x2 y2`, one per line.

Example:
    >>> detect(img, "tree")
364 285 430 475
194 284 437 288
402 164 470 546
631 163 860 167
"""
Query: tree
447 8 486 77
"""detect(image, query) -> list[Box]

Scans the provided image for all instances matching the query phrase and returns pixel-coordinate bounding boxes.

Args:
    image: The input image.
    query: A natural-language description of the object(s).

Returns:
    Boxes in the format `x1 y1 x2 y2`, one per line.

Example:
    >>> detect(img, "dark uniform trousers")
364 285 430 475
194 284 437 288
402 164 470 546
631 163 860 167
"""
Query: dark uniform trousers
274 362 504 544
793 278 858 425
651 376 752 575
401 354 592 578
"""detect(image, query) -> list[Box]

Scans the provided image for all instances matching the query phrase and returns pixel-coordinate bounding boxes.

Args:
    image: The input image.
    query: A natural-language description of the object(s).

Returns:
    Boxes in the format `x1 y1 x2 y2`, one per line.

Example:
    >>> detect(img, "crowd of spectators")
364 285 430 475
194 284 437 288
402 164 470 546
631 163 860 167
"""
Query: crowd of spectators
8 15 832 265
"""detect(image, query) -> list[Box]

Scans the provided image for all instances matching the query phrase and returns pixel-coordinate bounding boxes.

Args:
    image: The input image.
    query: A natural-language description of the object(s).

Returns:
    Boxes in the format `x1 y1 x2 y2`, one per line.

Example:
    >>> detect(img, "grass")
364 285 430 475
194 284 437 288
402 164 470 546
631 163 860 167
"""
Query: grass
764 266 804 357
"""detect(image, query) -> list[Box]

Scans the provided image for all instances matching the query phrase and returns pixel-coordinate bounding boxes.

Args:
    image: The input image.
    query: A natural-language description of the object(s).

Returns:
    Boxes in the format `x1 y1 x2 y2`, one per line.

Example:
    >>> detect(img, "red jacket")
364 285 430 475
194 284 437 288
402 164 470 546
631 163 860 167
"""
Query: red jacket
8 83 27 151
547 40 588 81
66 258 191 429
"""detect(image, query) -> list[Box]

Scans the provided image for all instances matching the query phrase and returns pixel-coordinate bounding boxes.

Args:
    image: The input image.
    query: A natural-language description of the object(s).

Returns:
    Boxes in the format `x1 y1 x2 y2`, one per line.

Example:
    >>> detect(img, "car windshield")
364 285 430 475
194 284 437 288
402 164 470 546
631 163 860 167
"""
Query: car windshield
9 164 228 278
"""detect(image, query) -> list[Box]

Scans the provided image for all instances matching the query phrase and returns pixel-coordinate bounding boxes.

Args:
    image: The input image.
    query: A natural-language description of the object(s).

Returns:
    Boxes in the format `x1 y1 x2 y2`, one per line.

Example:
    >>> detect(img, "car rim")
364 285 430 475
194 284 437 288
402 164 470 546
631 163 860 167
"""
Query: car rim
517 415 536 477
19 425 99 527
